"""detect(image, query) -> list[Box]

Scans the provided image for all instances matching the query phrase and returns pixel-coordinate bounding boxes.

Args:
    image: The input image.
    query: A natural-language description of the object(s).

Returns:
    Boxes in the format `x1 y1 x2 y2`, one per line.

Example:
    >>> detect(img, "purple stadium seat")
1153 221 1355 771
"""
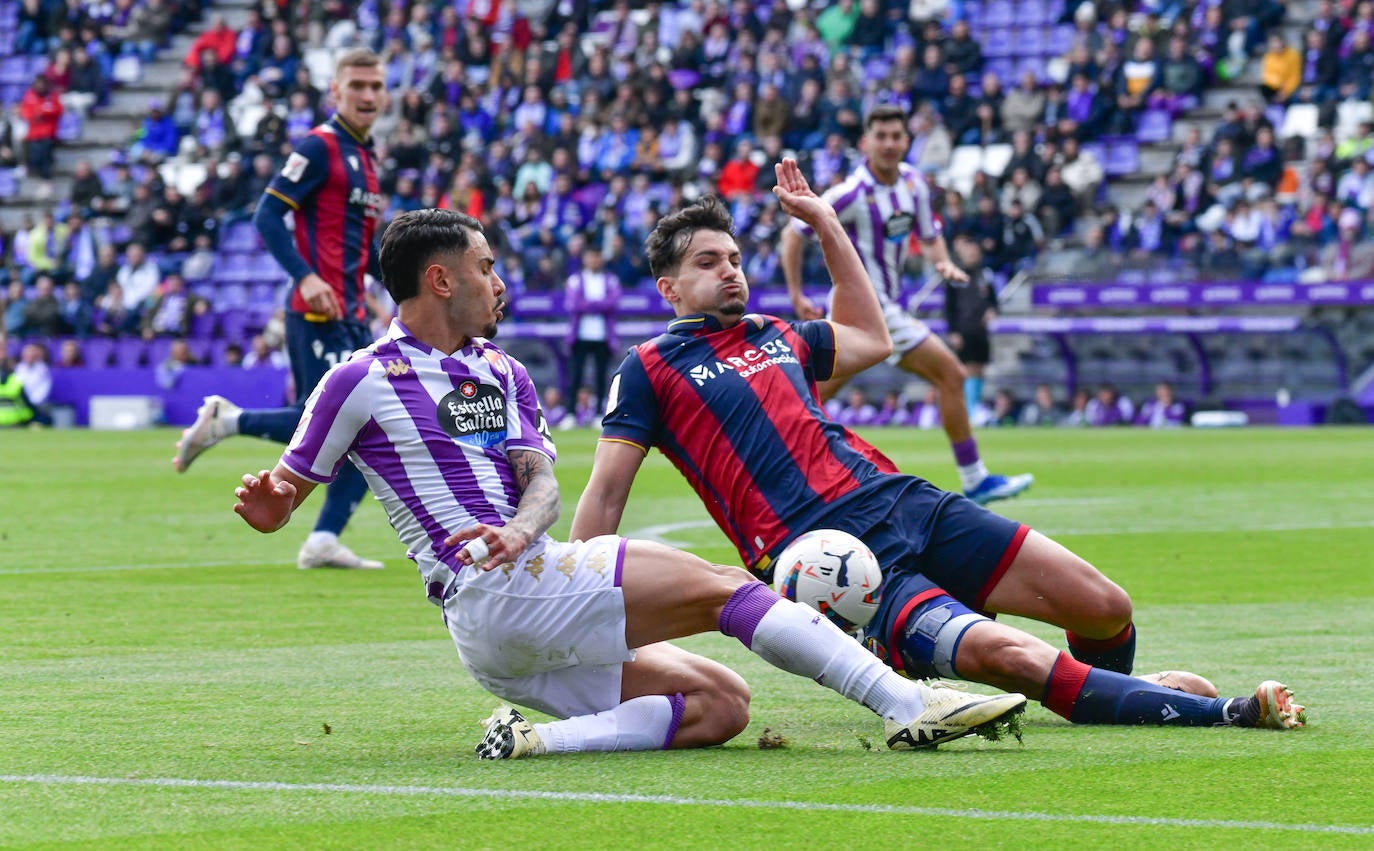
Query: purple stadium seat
185 338 212 364
5 336 22 361
220 220 257 252
983 28 1014 59
1015 27 1047 57
1016 56 1050 83
248 282 277 307
218 311 249 343
112 337 146 368
207 338 235 367
215 282 248 309
1048 24 1075 56
1103 138 1140 177
145 337 176 368
1015 0 1051 27
1135 108 1172 143
187 310 218 338
0 168 17 196
0 55 25 85
986 58 1016 84
56 111 81 142
983 0 1014 28
962 0 983 26
81 337 114 367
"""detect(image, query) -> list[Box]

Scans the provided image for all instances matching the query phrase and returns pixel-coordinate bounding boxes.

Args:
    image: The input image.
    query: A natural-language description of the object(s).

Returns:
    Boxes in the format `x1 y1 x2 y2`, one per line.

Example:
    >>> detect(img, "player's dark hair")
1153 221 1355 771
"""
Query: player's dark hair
645 195 735 278
379 208 484 303
865 104 909 132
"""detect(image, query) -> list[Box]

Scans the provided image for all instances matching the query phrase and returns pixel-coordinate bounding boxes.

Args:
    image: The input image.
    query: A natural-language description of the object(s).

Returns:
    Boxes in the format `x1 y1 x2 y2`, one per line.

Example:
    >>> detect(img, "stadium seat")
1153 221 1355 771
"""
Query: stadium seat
185 338 212 364
111 54 142 85
983 28 1014 59
1015 1 1052 27
982 143 1014 178
1336 100 1373 142
220 220 258 253
1016 56 1050 84
81 338 114 368
0 55 25 85
1135 109 1172 144
667 69 700 90
187 310 218 339
1015 27 1047 57
1103 139 1140 177
986 58 1016 85
56 111 82 142
145 337 174 367
1047 24 1075 56
111 337 146 368
983 0 1015 28
0 167 16 197
303 47 336 91
1279 103 1320 141
218 311 250 343
945 145 984 195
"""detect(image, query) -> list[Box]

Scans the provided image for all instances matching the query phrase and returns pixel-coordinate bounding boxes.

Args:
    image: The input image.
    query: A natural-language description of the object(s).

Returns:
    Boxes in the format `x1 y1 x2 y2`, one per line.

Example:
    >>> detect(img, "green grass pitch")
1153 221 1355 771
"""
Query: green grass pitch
1 426 1371 848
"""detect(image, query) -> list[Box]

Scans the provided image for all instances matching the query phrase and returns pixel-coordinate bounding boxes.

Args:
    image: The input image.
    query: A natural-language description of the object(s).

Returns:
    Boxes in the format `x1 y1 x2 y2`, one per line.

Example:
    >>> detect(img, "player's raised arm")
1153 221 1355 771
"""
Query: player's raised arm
772 158 892 375
570 437 648 541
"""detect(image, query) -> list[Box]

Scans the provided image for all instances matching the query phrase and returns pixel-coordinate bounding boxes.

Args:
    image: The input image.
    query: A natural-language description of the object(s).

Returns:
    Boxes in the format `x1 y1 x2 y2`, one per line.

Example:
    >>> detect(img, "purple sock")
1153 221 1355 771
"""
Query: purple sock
952 437 980 467
717 581 781 649
662 692 686 749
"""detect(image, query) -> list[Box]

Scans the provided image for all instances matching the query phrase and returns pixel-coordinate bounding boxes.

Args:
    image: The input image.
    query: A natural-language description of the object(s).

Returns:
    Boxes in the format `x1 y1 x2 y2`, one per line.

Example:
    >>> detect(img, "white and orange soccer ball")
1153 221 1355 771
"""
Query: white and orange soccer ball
773 529 883 633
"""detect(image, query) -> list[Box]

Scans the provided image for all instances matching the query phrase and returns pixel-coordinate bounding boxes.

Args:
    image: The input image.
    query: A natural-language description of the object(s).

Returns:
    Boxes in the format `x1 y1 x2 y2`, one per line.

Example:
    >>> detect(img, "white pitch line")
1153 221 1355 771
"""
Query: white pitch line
1 774 1369 835
0 559 291 576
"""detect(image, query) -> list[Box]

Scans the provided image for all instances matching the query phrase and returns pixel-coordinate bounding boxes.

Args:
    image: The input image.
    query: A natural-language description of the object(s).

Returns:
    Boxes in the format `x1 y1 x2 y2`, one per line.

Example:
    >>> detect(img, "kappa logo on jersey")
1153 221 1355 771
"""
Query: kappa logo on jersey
438 382 508 447
687 339 798 385
281 152 309 183
384 359 410 377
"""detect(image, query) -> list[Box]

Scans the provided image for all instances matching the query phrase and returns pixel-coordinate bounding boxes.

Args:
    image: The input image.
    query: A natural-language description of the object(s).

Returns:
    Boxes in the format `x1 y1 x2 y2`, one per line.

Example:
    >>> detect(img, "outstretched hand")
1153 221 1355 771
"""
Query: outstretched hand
772 158 836 233
935 259 970 283
234 468 298 533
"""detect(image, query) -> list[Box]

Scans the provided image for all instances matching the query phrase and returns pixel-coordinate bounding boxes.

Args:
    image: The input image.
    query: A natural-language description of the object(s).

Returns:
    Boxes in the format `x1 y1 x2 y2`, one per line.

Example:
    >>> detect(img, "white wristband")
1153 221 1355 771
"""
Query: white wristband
464 537 490 565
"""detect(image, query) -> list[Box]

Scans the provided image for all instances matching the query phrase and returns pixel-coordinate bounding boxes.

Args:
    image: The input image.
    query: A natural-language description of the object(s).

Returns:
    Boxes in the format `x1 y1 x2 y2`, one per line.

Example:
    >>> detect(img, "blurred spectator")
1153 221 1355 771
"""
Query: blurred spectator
20 274 62 337
1259 32 1302 104
1018 383 1067 427
1064 388 1092 426
987 389 1020 427
115 0 173 63
835 387 878 427
1085 383 1135 426
1320 207 1374 279
564 244 622 411
1002 72 1047 136
143 272 190 338
155 337 199 390
131 99 180 161
18 76 63 195
1136 381 1188 428
55 338 84 368
541 385 571 431
13 341 52 425
945 234 999 416
243 334 288 369
58 281 92 338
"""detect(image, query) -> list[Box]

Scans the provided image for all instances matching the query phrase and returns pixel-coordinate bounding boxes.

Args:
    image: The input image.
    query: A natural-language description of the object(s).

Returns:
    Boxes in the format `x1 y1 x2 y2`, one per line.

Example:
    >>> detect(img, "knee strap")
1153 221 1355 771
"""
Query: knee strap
898 595 989 679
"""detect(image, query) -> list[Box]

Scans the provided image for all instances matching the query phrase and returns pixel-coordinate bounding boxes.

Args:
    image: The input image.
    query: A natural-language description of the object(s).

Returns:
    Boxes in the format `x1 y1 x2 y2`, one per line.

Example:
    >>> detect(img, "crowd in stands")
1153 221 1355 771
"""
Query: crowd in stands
2 0 1374 387
826 379 1191 428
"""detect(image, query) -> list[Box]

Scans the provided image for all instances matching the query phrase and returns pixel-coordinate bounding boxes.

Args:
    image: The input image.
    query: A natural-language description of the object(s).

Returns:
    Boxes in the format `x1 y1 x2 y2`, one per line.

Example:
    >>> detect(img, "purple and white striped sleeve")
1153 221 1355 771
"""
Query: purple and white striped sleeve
504 356 557 462
912 176 944 242
281 359 374 483
791 180 862 239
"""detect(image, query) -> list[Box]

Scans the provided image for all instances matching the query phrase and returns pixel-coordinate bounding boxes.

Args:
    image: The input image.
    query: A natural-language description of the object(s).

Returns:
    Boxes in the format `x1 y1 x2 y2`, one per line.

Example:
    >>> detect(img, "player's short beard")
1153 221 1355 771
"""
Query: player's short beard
720 300 746 317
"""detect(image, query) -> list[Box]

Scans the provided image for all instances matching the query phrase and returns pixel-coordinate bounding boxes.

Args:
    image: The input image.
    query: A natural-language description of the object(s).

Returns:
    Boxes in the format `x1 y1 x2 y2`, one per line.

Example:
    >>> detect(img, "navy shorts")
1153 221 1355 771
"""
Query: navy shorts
841 477 1028 672
285 313 374 404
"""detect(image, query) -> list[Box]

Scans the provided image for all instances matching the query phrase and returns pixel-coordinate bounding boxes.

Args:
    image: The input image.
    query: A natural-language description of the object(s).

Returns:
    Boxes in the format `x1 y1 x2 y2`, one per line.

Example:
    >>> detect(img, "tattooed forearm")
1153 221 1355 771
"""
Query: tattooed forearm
507 450 561 543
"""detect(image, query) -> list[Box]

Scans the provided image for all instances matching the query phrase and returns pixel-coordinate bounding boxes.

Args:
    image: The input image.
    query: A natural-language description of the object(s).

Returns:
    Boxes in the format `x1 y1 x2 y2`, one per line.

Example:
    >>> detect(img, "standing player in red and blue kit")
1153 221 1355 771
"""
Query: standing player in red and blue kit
174 49 389 571
572 160 1305 733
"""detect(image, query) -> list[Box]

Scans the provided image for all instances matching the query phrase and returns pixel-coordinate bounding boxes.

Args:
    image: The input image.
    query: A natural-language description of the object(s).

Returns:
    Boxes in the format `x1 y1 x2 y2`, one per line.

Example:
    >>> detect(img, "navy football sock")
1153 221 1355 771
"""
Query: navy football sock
1043 652 1229 726
314 460 369 535
1066 622 1136 673
237 406 304 445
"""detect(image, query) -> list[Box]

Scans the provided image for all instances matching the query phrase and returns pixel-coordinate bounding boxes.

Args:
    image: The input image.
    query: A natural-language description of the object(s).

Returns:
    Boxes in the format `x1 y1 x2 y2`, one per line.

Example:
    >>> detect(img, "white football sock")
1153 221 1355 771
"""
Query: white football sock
957 460 990 492
533 694 678 753
305 531 339 548
748 599 925 722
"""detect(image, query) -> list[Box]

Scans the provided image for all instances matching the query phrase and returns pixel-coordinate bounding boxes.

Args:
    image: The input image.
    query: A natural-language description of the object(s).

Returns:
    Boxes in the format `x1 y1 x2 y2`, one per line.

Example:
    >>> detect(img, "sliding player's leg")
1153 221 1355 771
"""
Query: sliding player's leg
870 571 1304 729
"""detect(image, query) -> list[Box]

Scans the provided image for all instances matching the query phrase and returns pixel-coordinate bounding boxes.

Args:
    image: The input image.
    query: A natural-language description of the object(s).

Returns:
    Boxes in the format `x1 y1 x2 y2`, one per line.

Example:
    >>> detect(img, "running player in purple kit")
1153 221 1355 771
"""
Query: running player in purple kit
780 105 1032 506
174 49 389 571
230 206 1027 759
573 159 1305 733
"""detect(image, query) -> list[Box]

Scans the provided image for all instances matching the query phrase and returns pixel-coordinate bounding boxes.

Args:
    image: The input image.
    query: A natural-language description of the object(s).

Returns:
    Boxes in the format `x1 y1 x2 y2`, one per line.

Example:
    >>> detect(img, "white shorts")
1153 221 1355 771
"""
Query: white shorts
828 290 932 361
442 535 634 719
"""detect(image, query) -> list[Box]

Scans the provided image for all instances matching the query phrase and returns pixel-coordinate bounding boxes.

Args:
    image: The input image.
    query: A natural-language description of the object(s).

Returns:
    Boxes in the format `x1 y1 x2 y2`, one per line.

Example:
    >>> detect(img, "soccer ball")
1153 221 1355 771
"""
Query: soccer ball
773 529 883 633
